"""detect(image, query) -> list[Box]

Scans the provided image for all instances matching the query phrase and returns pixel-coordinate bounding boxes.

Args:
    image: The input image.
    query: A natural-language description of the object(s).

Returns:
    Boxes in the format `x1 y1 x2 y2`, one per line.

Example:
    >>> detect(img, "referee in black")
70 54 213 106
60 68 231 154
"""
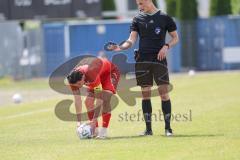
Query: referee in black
108 0 179 136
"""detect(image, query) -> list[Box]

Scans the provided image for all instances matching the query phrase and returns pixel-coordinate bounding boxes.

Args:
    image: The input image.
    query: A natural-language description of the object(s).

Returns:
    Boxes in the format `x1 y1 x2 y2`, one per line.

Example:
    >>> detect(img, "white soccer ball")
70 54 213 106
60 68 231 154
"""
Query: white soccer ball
188 70 196 76
12 93 22 104
76 123 92 139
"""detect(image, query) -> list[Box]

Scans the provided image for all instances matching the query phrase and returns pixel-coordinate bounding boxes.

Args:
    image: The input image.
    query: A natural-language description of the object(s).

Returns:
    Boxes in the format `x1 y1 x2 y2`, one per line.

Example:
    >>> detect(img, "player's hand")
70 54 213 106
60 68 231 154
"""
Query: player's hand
87 120 95 127
88 120 97 134
157 45 169 61
104 41 121 51
76 122 81 128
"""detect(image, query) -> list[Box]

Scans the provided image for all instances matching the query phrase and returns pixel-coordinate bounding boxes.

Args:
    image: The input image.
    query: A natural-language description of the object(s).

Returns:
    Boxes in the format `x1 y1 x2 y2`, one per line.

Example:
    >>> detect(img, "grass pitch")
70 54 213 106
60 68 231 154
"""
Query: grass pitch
0 71 240 160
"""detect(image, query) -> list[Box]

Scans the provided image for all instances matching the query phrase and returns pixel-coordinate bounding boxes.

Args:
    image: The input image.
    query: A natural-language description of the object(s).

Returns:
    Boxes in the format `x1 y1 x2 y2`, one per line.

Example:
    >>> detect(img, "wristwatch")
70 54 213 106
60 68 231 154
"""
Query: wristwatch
164 43 170 49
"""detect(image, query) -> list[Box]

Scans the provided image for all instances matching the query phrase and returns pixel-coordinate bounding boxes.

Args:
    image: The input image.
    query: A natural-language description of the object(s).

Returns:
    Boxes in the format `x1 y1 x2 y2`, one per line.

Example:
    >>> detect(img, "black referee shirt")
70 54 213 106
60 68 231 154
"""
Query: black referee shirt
130 10 177 56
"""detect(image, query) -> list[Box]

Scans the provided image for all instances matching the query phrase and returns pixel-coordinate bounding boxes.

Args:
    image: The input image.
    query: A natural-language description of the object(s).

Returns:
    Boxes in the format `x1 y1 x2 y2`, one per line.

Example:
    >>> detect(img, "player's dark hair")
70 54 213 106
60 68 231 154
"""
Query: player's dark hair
67 70 83 84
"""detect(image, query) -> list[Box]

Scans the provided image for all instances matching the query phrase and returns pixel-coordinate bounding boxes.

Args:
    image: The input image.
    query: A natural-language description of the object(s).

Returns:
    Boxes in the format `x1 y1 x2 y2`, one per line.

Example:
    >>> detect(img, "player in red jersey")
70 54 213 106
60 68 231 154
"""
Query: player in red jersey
67 57 120 138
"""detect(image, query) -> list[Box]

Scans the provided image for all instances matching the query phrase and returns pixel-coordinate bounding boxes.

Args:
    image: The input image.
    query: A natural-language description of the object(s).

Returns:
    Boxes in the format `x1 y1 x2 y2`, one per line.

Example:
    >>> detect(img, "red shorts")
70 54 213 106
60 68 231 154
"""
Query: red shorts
88 63 120 94
101 65 119 94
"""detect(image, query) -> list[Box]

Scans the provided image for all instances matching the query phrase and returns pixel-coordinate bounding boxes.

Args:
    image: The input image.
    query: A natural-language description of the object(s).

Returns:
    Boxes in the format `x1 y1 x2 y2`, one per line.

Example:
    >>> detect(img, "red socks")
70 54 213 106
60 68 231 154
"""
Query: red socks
87 111 111 128
87 110 98 127
102 112 111 128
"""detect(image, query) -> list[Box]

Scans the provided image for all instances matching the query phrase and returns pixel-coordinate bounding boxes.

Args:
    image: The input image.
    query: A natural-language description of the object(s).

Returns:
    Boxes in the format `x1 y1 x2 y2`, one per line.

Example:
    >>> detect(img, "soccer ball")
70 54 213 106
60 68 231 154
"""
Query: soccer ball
188 70 196 76
12 93 22 104
76 123 92 139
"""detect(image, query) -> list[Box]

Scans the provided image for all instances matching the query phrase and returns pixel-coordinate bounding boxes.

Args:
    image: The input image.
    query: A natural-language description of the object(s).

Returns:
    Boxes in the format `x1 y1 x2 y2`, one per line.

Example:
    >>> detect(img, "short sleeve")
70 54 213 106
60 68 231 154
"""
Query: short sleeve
130 17 139 33
166 16 177 32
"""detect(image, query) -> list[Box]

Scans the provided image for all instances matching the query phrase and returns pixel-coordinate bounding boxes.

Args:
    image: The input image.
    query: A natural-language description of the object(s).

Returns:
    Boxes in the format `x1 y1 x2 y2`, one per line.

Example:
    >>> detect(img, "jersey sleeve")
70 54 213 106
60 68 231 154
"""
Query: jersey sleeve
166 16 177 32
130 17 139 33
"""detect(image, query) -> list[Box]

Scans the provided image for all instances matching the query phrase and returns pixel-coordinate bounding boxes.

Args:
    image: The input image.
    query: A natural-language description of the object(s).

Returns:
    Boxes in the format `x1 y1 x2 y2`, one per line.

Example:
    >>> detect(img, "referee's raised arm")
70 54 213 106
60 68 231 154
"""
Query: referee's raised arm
109 31 138 52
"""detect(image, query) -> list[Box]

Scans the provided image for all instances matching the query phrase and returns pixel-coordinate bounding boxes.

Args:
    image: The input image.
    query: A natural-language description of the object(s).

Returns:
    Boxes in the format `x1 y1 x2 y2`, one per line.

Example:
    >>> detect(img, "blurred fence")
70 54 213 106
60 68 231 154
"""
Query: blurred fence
0 21 44 79
197 16 240 70
0 16 240 79
0 22 22 78
43 23 66 76
43 20 181 76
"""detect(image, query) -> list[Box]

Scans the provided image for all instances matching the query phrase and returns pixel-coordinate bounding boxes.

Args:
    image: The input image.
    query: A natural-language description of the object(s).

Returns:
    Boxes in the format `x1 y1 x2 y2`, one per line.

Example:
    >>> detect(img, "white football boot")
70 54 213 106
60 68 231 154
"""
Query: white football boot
96 127 108 139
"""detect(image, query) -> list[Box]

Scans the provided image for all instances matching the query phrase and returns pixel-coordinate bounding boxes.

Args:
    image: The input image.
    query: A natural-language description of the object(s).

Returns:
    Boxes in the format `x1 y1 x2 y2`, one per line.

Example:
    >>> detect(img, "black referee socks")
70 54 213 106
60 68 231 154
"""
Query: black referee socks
142 99 152 132
162 100 172 130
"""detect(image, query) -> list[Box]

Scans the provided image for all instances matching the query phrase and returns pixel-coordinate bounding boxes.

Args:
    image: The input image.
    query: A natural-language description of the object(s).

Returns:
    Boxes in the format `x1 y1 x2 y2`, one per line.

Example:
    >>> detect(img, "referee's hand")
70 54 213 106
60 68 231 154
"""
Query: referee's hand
157 45 169 61
104 41 121 51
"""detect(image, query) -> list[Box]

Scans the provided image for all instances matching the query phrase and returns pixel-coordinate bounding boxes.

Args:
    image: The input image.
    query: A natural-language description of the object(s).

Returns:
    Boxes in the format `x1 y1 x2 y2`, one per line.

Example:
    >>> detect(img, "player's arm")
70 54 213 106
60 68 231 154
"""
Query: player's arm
117 31 138 51
158 31 179 61
72 89 82 127
106 31 138 52
166 31 179 49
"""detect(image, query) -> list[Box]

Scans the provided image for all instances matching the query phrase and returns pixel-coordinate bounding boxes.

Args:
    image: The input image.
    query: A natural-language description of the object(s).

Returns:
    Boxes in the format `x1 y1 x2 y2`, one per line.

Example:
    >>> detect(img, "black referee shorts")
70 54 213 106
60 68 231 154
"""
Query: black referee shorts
135 55 169 87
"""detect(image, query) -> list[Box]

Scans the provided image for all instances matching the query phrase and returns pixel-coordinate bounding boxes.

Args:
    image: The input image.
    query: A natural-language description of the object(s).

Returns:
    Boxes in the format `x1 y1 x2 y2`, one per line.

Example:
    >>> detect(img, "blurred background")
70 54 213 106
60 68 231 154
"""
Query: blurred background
0 0 239 80
1 2 240 158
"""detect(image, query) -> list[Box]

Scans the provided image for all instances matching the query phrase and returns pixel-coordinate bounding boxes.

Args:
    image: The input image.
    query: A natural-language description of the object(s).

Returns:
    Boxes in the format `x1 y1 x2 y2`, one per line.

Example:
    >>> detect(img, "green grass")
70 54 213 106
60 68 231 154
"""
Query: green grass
0 72 240 160
0 77 49 90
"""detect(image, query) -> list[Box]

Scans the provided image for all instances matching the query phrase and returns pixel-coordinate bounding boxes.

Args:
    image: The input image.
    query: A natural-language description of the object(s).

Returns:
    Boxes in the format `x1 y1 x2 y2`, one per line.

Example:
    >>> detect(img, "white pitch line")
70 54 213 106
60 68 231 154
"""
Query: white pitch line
0 108 52 120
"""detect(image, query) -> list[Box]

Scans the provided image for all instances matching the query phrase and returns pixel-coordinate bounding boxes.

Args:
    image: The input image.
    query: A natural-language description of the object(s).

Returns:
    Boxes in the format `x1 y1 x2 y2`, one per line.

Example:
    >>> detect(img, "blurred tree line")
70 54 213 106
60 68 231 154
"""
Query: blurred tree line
231 0 240 15
210 0 232 16
166 0 239 18
102 0 240 17
101 0 158 11
102 0 239 69
102 0 116 11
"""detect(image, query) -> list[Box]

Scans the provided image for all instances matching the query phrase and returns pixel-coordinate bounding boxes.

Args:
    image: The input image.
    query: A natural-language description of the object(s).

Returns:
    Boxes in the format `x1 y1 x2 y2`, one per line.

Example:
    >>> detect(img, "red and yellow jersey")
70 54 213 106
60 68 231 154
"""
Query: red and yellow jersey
70 58 120 94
